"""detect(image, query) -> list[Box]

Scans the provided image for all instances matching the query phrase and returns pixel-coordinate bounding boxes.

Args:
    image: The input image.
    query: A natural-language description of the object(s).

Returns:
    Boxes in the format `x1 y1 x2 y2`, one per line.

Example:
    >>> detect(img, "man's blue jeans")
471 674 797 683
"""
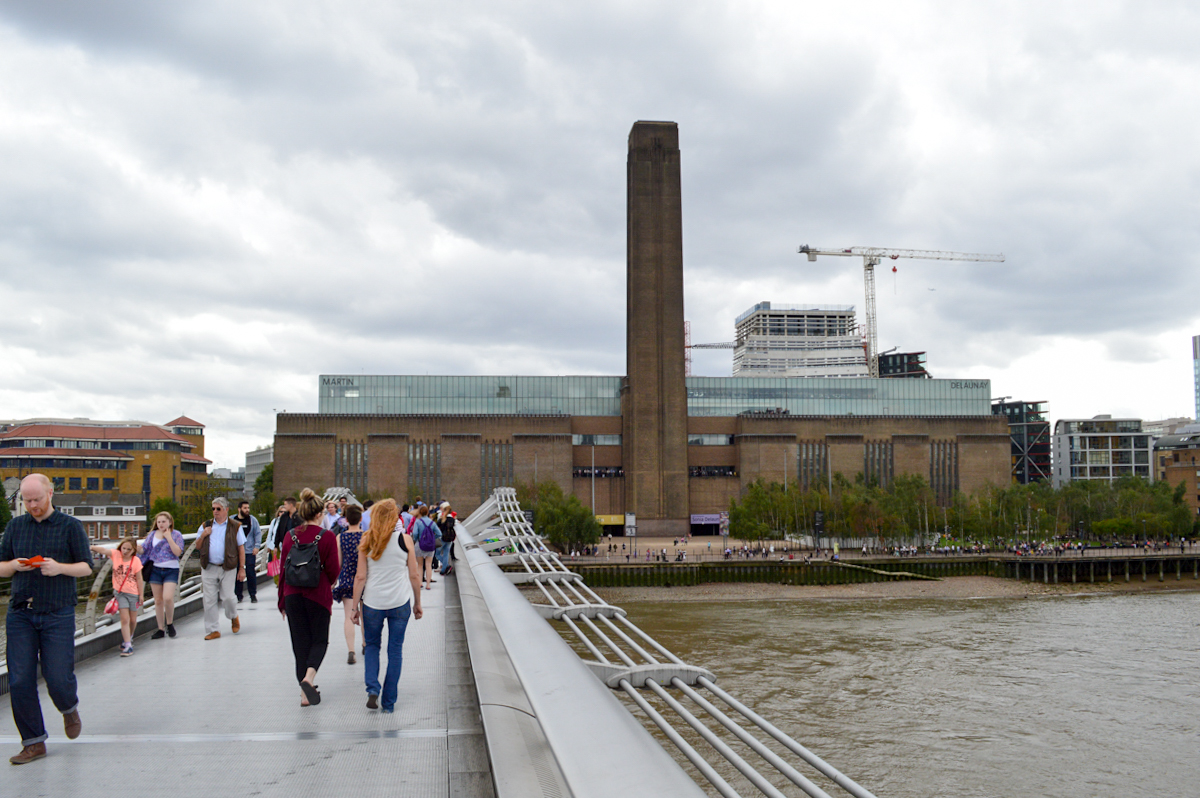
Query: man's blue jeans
362 601 412 712
6 605 79 745
438 541 452 574
235 552 257 601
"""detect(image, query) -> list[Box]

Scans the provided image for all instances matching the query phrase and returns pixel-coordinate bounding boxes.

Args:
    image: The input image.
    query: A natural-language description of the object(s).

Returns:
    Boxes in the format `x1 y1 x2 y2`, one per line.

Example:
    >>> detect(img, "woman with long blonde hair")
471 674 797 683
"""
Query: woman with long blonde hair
350 499 423 712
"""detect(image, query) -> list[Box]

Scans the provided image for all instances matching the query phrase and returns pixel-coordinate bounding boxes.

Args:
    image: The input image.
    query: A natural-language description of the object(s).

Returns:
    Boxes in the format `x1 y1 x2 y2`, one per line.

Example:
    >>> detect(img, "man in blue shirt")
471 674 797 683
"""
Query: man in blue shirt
197 497 246 640
0 474 94 765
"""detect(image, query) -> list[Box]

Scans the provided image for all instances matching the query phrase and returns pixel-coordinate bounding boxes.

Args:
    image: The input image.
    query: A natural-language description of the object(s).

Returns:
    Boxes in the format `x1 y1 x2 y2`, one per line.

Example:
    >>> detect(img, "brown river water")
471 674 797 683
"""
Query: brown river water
604 589 1200 798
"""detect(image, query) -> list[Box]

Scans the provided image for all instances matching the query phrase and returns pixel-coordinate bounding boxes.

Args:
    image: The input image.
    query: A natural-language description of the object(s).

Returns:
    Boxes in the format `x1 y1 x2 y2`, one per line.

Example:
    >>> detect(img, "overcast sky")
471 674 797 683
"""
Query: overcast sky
1 1 1198 469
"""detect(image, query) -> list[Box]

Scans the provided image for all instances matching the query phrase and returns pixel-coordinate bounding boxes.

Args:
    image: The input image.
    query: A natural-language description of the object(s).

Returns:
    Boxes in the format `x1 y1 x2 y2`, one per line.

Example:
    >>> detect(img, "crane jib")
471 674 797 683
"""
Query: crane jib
796 244 1005 378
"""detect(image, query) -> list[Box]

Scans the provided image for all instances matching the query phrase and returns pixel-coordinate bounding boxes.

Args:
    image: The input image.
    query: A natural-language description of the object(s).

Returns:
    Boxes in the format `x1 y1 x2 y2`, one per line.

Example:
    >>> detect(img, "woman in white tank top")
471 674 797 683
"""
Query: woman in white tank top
350 499 423 713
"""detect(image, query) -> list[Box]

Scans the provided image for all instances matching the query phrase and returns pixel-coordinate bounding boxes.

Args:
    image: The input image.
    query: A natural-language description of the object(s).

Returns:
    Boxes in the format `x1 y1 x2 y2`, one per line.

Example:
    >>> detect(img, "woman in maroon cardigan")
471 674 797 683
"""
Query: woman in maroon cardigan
278 488 342 706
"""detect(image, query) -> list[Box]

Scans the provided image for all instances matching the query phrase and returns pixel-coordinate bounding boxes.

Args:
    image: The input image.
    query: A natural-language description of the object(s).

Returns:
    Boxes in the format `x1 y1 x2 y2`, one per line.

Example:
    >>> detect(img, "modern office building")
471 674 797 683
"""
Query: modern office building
275 122 1011 533
992 400 1051 484
1051 416 1152 488
731 303 868 378
244 444 274 499
0 416 211 508
212 467 246 499
878 351 931 379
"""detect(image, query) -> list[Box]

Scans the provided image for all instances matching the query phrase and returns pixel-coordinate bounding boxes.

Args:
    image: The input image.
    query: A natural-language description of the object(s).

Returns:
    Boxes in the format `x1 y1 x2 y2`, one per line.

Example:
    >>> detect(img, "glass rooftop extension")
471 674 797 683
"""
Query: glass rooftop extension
318 375 993 418
686 376 991 417
318 375 624 416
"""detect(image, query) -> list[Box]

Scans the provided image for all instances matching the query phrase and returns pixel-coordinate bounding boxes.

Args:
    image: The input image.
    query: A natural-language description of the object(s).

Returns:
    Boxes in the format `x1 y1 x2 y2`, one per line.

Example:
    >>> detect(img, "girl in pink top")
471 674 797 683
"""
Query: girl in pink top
90 538 144 657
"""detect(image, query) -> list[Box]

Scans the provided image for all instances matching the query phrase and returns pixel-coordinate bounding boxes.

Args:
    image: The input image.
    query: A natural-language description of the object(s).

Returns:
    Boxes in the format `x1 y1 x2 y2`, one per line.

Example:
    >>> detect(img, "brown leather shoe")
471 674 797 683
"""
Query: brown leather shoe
204 631 221 640
10 742 47 764
231 616 240 634
64 710 81 740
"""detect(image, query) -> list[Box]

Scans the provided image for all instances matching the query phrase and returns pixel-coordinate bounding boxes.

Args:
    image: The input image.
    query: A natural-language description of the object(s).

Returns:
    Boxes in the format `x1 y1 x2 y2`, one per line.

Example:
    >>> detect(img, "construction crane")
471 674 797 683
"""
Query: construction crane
797 245 1005 377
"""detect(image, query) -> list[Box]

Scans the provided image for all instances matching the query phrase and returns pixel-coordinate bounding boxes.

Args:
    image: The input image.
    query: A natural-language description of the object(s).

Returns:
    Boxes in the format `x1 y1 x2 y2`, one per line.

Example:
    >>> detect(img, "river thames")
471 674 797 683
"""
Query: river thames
613 588 1200 797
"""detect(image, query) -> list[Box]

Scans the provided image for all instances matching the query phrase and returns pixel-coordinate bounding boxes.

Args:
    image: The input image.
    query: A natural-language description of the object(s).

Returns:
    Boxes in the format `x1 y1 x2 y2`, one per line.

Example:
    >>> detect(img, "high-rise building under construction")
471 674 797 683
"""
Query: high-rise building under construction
731 303 868 378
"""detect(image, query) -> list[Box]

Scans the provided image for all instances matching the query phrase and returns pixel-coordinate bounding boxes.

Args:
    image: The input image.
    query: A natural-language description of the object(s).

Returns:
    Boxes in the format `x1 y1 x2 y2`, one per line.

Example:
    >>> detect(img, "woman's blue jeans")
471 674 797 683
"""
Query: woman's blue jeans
362 600 412 711
438 541 453 573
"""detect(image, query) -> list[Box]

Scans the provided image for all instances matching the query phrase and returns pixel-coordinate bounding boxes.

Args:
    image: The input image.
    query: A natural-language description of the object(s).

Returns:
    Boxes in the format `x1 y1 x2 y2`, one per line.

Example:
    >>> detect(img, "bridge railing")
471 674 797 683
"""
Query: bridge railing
459 488 881 798
78 533 270 637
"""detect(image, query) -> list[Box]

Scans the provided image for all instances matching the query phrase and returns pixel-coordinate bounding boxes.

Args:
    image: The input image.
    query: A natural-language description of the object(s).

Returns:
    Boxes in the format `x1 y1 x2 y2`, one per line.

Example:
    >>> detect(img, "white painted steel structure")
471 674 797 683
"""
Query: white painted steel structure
460 488 881 798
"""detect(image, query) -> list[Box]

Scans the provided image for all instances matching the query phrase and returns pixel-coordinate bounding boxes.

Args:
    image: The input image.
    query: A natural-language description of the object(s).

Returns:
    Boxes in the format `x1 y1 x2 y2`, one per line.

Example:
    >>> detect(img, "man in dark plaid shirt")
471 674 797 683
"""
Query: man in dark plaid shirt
0 474 94 765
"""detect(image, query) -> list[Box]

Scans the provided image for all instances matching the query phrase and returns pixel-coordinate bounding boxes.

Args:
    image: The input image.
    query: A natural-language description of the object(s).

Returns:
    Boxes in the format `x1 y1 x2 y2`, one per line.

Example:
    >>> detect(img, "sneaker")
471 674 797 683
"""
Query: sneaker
167 623 176 638
119 643 132 657
347 651 356 665
366 694 378 709
151 629 166 640
250 596 258 603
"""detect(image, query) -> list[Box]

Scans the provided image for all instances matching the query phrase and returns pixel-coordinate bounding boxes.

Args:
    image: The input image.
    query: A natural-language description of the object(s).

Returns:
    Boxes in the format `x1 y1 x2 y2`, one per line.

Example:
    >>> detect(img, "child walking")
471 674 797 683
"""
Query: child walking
90 538 144 656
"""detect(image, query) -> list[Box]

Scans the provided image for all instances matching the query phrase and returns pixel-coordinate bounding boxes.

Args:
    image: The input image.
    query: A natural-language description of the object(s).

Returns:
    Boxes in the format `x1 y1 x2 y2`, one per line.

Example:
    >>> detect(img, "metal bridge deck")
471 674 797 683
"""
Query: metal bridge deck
1 575 493 798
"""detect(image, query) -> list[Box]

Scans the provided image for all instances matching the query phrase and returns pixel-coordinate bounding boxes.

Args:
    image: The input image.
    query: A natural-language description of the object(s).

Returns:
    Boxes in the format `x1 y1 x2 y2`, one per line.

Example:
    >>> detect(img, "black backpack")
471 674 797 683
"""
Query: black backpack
439 516 456 543
284 528 325 589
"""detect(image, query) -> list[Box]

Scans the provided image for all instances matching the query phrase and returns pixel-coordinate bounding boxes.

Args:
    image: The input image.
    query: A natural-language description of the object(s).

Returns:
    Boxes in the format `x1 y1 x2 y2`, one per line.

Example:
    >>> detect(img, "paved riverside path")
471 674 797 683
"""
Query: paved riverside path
1 575 492 797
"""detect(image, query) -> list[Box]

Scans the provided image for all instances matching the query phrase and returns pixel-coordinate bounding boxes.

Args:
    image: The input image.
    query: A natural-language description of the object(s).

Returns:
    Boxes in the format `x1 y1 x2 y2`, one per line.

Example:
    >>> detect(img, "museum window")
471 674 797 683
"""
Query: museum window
69 477 81 490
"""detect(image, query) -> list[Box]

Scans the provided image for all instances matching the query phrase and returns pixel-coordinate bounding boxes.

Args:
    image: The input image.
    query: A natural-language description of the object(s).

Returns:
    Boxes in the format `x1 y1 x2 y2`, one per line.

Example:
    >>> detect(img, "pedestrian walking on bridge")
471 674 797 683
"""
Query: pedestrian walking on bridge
410 506 439 590
351 499 423 713
332 504 365 664
89 537 144 657
234 500 262 604
197 497 245 640
0 474 93 765
140 511 184 638
436 503 456 576
278 488 341 706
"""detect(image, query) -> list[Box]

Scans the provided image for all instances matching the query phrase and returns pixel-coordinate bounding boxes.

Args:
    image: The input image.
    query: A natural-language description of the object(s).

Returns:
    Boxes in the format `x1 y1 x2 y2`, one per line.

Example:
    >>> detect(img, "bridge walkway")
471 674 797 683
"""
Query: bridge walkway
1 575 493 798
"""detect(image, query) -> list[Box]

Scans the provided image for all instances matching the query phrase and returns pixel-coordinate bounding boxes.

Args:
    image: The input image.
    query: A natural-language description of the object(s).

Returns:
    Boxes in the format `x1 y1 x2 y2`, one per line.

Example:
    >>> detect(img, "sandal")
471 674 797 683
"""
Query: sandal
300 680 321 706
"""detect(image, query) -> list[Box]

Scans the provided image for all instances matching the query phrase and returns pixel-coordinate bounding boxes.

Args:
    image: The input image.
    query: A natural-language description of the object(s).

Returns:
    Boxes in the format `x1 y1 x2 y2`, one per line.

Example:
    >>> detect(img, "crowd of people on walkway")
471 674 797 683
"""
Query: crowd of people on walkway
0 471 462 764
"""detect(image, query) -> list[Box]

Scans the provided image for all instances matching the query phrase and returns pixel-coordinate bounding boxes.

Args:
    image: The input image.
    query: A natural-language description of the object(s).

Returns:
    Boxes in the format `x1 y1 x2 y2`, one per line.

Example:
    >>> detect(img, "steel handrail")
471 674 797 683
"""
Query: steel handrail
461 488 882 798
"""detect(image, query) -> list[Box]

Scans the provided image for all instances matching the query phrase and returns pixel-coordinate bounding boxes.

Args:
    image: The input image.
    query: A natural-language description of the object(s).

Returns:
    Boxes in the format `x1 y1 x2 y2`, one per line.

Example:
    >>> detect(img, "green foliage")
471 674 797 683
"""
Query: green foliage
515 480 602 552
0 488 12 529
178 476 234 534
727 473 1191 546
149 497 183 532
253 462 274 495
250 490 277 523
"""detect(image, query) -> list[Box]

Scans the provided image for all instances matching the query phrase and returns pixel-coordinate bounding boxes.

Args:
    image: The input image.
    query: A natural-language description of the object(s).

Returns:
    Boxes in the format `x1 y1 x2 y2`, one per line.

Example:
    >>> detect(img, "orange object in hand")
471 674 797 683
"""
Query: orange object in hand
19 555 45 566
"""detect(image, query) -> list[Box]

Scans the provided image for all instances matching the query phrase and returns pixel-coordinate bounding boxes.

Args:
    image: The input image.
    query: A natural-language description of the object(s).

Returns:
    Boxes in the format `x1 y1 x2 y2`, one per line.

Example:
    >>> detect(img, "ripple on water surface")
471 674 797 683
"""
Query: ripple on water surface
608 591 1200 798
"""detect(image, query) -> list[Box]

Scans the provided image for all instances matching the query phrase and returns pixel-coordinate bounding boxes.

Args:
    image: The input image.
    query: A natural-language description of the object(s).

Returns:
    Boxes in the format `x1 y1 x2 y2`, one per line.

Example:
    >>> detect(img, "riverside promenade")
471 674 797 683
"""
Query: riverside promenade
0 576 494 797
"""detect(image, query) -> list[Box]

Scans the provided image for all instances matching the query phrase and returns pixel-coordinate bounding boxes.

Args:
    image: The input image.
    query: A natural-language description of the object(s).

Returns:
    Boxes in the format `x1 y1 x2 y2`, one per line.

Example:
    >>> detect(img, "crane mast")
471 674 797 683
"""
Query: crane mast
798 245 1004 377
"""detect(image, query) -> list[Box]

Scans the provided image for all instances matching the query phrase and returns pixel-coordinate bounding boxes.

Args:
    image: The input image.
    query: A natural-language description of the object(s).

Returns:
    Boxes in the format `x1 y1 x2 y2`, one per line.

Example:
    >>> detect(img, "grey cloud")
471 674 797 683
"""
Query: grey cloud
2 0 1200 465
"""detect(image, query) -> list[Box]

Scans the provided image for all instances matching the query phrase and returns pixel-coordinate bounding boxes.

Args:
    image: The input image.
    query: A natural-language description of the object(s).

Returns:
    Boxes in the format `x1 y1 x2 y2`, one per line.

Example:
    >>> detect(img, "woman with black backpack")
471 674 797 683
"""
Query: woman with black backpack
436 502 456 576
277 488 341 706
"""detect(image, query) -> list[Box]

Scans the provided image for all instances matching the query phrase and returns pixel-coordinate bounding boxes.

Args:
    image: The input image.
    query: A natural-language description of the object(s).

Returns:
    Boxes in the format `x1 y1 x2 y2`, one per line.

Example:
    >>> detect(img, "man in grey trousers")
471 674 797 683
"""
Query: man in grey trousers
197 497 245 640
